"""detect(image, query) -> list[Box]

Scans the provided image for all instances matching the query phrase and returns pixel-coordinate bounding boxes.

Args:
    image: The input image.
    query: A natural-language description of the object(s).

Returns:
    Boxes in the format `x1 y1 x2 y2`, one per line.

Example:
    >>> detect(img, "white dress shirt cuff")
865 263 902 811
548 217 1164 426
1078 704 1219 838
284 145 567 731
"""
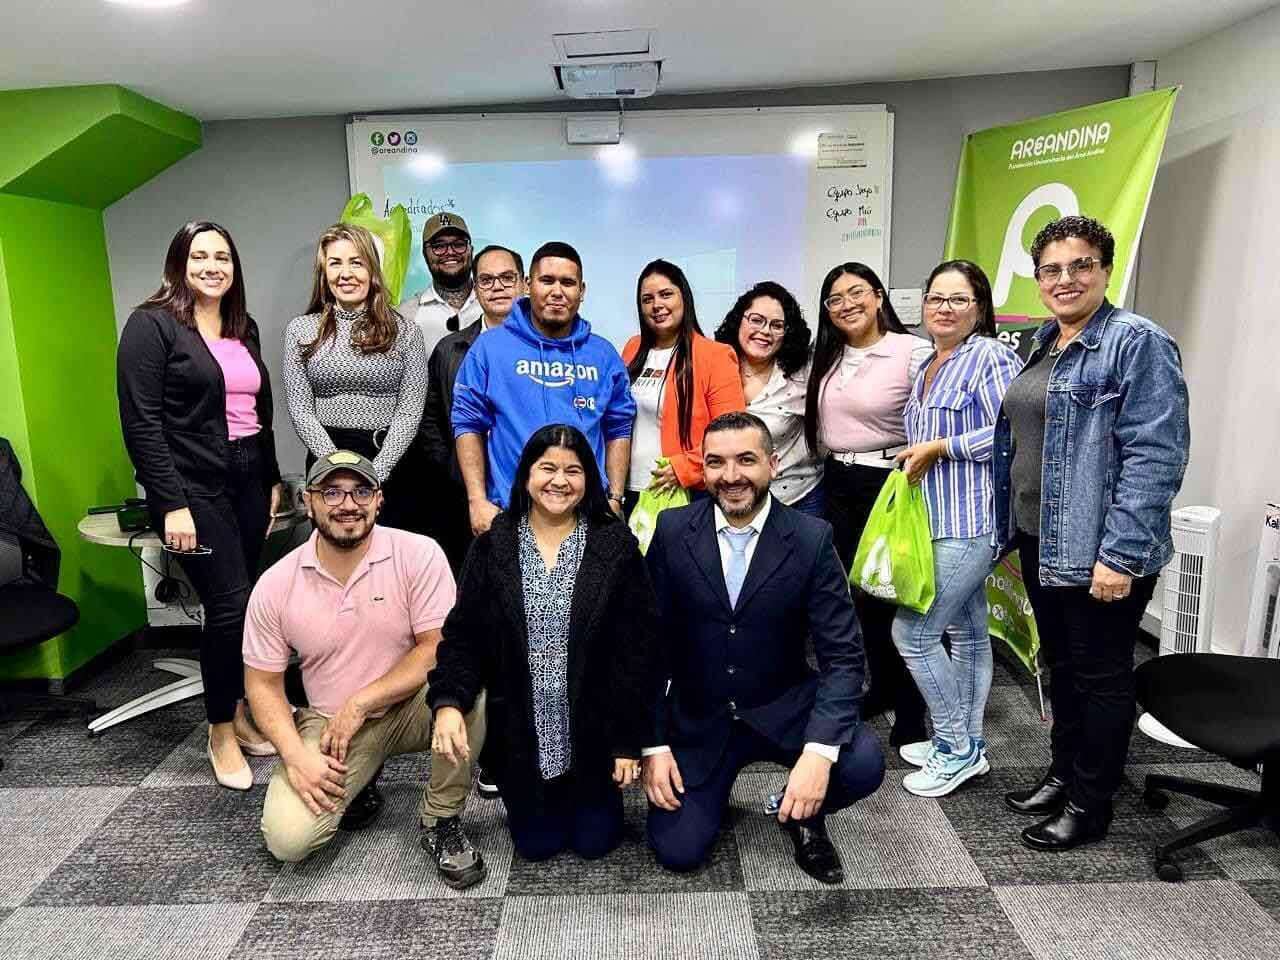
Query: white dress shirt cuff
641 745 672 757
804 742 840 763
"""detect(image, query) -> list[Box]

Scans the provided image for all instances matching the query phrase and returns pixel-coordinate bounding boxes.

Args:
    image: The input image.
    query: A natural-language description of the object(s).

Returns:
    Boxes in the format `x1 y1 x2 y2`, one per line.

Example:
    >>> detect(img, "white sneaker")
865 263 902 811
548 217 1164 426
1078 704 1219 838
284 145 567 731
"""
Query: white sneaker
899 740 936 767
903 740 985 798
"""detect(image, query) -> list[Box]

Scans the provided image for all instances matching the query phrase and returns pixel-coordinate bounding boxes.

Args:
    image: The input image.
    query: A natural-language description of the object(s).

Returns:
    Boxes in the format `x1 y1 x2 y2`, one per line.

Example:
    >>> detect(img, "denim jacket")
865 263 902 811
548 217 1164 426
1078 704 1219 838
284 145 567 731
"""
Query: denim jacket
992 301 1190 586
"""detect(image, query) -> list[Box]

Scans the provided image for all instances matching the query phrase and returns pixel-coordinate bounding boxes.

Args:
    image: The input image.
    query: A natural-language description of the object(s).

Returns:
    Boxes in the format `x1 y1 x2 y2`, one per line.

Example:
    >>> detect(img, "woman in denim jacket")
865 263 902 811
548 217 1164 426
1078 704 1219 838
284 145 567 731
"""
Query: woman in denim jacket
992 216 1189 852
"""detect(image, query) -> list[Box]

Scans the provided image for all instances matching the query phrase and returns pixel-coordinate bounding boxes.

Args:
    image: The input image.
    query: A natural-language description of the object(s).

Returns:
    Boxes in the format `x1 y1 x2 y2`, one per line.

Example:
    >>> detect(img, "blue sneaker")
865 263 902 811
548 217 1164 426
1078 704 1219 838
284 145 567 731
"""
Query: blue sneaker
899 739 938 767
902 739 986 798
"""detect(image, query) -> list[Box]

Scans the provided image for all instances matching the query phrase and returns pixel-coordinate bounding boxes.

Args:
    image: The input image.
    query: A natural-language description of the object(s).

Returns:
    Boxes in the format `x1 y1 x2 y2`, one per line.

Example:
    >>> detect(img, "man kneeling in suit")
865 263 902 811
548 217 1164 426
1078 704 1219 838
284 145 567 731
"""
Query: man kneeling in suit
643 412 885 883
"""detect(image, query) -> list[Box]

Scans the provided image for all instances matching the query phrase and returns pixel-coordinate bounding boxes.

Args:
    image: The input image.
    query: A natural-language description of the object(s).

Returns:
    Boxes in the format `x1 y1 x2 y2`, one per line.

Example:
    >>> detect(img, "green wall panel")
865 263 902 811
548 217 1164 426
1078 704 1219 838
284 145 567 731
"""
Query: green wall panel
0 85 201 680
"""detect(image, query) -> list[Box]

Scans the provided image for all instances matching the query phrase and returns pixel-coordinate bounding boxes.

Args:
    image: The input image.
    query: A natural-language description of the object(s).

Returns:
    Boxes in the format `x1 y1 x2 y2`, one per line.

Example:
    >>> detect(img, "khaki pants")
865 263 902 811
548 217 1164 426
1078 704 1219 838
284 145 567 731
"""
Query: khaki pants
260 686 485 863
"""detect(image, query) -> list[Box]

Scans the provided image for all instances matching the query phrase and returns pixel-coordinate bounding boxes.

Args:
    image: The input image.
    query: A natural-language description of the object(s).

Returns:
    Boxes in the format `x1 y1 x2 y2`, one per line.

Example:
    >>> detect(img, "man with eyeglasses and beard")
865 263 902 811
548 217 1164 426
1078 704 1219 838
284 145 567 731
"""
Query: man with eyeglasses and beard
244 450 488 889
418 244 526 575
397 212 482 358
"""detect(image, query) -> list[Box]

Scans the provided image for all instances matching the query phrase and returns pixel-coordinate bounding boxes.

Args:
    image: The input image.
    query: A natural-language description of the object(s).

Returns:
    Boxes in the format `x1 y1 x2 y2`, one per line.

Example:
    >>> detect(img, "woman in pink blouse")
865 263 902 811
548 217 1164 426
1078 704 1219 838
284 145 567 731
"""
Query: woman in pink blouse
803 262 932 746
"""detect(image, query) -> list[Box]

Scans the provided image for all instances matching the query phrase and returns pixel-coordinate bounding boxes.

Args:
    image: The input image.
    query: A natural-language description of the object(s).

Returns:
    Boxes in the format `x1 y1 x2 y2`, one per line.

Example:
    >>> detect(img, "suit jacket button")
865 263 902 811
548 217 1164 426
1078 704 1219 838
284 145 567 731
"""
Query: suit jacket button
727 665 736 675
728 624 737 634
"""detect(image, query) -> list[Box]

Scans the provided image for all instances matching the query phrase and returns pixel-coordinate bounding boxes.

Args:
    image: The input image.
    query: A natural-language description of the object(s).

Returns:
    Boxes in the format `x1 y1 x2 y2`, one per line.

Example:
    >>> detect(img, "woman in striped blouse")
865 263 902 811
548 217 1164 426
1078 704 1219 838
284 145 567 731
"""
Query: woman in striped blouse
283 223 427 531
890 260 1022 799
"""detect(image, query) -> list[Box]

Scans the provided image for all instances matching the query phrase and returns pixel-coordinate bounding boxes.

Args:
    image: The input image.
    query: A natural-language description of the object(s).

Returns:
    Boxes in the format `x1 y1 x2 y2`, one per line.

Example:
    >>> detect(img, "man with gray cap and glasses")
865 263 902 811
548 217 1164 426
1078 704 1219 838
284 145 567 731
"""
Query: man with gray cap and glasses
397 212 483 358
244 449 488 888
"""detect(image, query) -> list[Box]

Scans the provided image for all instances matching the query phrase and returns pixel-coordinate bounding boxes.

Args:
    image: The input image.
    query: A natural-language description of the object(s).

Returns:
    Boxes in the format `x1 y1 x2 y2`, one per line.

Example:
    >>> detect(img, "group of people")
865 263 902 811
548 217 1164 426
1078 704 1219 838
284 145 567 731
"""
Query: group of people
115 210 1189 888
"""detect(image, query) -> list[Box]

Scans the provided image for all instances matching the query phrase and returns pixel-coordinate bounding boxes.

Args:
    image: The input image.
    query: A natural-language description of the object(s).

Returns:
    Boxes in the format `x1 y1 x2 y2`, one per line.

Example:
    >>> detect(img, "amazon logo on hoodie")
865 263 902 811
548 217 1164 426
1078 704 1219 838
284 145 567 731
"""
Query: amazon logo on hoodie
514 359 600 387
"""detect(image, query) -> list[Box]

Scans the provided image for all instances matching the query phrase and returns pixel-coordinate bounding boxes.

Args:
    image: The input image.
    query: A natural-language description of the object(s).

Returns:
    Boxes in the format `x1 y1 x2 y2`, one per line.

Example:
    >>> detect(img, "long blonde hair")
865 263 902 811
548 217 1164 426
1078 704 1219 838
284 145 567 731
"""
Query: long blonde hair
300 222 400 361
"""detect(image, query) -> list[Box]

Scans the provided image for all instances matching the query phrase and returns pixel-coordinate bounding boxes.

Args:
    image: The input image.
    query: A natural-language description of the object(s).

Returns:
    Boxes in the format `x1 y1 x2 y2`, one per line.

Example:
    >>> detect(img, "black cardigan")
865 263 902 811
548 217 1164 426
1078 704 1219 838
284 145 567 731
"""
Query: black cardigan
117 307 282 515
428 512 661 806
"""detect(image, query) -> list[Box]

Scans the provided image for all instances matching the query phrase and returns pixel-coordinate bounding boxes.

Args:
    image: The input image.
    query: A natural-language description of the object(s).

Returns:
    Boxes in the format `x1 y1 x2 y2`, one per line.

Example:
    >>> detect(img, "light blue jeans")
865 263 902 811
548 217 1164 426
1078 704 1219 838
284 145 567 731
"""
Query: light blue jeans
891 536 994 753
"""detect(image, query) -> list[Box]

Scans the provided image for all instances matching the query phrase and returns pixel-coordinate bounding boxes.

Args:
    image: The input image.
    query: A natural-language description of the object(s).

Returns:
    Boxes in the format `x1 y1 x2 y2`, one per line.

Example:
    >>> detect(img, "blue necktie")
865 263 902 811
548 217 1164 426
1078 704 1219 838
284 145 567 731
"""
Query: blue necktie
721 527 755 608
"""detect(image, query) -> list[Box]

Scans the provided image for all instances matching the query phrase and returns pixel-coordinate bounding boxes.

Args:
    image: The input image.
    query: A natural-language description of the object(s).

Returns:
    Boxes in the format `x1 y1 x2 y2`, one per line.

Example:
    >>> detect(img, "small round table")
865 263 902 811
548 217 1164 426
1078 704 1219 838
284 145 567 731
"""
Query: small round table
77 510 309 735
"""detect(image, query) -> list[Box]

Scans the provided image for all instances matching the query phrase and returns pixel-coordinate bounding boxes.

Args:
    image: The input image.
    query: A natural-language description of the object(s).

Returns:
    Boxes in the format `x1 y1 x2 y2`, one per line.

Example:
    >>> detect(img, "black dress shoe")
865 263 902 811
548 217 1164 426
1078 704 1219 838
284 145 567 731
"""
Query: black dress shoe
1021 801 1111 851
781 816 844 884
1005 772 1069 815
340 776 383 831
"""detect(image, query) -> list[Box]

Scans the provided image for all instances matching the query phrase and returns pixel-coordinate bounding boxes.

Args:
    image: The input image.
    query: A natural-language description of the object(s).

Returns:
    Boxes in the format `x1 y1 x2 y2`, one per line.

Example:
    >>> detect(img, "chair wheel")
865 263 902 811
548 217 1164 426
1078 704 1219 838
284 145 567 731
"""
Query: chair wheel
1143 789 1170 810
1156 858 1183 882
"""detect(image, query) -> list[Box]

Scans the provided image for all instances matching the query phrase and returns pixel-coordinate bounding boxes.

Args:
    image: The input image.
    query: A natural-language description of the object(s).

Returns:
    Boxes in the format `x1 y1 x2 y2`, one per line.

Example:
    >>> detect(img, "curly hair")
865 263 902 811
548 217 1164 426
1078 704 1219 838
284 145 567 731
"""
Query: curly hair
713 281 811 377
1030 215 1115 268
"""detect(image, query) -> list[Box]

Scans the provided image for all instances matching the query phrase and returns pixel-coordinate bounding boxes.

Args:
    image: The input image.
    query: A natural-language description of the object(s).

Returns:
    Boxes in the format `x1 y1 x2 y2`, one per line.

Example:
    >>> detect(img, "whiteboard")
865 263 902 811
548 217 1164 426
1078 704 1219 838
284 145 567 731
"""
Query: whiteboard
347 106 893 347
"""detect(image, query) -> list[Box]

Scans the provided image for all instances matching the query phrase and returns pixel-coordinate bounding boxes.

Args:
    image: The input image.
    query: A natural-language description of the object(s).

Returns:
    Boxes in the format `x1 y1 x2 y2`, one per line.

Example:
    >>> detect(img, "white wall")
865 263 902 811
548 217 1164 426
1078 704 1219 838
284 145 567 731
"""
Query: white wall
1139 5 1280 652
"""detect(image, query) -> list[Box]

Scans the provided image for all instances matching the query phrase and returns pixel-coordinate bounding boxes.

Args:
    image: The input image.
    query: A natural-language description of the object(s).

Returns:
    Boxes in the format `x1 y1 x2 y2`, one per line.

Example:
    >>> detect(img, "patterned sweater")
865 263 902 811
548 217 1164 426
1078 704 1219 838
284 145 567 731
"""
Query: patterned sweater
282 306 427 481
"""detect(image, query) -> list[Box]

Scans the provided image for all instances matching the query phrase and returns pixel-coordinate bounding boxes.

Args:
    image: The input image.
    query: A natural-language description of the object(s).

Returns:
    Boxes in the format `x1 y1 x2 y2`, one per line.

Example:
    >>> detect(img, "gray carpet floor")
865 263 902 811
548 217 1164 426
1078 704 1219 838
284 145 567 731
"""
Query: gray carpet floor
1 639 1277 959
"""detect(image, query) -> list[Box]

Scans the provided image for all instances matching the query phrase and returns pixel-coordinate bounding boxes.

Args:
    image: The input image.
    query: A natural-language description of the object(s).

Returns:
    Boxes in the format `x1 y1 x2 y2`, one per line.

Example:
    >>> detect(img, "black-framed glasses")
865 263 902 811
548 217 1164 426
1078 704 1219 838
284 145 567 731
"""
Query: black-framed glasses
1034 256 1101 285
823 287 874 311
744 313 786 335
476 271 519 290
923 294 976 311
309 485 377 506
428 238 470 255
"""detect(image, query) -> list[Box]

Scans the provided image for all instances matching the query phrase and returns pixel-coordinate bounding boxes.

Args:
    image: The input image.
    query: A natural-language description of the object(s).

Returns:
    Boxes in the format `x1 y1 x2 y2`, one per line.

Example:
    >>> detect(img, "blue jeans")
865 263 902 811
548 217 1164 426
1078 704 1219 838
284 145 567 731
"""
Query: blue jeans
891 536 993 752
787 483 826 518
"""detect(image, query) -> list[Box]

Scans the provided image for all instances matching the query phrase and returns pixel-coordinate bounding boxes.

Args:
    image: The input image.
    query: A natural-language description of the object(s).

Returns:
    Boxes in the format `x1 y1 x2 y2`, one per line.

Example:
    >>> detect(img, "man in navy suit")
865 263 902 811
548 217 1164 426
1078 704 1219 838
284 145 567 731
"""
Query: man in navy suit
643 412 885 883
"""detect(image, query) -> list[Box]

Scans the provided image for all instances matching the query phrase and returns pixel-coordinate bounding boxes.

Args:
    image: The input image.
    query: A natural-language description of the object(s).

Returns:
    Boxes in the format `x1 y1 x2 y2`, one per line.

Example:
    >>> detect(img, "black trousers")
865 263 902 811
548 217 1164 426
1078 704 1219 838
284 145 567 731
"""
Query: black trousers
823 457 927 736
168 434 271 724
648 721 885 871
415 459 473 577
1018 536 1158 811
307 427 422 534
504 774 625 862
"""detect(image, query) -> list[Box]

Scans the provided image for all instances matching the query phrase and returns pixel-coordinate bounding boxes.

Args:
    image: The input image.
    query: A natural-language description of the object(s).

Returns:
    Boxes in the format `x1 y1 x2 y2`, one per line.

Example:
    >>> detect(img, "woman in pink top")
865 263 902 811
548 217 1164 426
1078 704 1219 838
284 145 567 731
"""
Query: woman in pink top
803 262 932 746
118 221 284 791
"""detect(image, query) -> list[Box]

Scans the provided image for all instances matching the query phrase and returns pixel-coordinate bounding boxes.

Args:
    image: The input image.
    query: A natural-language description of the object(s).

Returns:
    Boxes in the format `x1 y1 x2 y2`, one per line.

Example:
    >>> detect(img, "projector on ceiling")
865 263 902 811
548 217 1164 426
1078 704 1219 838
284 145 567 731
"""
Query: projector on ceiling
554 61 662 99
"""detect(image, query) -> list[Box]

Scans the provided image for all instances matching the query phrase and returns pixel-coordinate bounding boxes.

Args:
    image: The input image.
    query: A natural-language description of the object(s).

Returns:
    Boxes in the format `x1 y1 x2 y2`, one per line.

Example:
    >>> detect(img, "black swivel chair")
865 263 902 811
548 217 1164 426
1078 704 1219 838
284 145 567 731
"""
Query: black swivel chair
0 439 92 773
1136 652 1280 881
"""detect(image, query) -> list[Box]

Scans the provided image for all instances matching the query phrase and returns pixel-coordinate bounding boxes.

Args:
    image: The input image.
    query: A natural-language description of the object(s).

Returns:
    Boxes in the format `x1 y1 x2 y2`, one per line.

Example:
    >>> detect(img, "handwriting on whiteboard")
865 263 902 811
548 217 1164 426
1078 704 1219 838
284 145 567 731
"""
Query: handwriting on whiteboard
825 183 879 226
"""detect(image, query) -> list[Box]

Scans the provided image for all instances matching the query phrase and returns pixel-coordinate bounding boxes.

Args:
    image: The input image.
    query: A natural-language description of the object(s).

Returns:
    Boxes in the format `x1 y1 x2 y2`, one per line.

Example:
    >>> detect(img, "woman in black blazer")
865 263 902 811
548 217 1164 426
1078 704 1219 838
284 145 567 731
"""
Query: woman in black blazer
429 424 660 862
117 221 283 791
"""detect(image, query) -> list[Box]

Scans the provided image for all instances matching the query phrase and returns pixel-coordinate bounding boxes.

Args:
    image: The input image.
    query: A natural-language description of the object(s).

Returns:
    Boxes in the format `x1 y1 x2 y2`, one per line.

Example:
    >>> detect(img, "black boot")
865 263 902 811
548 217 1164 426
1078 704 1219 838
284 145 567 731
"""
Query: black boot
1005 771 1069 815
781 816 844 884
340 764 384 831
1021 801 1111 851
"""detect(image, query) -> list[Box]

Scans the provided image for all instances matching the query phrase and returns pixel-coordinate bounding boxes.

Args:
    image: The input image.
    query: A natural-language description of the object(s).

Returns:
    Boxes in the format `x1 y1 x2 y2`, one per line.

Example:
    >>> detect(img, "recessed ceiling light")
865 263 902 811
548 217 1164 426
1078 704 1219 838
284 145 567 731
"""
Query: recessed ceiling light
104 0 193 9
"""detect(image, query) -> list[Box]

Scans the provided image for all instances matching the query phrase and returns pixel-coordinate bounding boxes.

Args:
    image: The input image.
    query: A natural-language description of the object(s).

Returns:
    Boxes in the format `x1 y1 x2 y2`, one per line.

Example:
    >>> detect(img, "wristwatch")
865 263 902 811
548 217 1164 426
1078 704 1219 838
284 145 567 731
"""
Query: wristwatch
608 491 625 505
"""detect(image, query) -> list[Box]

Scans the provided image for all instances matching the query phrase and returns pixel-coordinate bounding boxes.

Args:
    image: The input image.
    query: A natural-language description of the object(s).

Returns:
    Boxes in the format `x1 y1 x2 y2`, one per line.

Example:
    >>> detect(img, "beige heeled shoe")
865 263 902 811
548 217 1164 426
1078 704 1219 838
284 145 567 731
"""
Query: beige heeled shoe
236 734 278 757
208 730 253 791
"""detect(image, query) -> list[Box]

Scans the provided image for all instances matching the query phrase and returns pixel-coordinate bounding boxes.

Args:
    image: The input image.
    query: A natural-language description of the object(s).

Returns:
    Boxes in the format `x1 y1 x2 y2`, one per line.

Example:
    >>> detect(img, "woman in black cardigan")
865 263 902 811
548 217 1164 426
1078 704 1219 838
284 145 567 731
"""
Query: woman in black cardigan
117 221 283 791
429 424 660 861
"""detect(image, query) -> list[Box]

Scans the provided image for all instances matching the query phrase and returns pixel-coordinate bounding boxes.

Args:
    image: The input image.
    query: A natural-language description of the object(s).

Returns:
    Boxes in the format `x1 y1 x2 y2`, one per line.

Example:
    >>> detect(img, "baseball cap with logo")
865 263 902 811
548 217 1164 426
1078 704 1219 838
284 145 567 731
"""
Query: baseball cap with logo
306 450 380 488
423 212 471 243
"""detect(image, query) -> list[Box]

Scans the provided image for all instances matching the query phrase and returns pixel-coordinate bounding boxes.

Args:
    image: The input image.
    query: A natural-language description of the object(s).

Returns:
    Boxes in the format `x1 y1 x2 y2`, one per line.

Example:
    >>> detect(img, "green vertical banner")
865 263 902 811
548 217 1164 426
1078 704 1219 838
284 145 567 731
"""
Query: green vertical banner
943 88 1179 673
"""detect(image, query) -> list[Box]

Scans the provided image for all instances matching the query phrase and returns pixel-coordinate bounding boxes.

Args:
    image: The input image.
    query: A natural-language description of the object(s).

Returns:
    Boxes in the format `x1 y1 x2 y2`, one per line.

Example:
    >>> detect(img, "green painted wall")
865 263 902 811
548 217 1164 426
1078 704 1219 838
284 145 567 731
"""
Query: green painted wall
0 85 201 680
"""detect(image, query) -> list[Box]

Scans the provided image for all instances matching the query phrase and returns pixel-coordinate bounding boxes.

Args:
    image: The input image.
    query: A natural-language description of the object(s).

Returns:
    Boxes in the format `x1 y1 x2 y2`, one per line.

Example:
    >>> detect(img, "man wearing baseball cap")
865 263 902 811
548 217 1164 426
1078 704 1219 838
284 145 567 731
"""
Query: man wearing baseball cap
244 450 487 888
396 212 483 358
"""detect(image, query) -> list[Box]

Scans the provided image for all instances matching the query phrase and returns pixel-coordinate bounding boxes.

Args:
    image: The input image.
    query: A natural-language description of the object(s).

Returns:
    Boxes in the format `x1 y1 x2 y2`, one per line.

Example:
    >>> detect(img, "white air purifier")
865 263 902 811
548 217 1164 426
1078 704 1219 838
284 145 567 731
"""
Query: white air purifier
1158 506 1222 656
1243 503 1280 658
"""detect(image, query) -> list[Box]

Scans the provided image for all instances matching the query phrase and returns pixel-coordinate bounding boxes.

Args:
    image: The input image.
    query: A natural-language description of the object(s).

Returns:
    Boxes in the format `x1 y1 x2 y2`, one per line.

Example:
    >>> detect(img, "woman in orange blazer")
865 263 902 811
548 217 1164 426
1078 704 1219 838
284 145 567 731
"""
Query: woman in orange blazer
621 260 745 513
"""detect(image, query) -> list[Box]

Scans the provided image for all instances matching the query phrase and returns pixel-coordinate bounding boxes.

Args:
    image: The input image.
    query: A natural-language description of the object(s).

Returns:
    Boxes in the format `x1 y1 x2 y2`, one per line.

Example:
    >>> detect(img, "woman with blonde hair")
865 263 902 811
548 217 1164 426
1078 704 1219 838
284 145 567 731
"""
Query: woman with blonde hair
283 223 428 531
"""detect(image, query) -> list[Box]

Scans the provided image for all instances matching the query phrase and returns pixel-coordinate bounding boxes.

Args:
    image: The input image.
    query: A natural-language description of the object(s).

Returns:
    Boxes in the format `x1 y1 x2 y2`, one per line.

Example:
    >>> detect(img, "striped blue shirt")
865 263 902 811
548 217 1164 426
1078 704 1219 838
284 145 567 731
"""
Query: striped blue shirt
904 336 1023 540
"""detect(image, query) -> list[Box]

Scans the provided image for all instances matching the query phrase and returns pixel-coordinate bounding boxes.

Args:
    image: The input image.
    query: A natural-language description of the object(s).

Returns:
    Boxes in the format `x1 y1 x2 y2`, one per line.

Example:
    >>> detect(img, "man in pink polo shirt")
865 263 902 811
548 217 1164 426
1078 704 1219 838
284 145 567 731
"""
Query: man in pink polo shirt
244 450 486 889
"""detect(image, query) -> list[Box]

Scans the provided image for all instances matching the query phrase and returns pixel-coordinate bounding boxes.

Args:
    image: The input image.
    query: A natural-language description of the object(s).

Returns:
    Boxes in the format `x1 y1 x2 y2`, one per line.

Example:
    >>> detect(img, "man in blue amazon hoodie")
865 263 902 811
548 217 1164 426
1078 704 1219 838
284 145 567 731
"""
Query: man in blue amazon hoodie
451 241 635 535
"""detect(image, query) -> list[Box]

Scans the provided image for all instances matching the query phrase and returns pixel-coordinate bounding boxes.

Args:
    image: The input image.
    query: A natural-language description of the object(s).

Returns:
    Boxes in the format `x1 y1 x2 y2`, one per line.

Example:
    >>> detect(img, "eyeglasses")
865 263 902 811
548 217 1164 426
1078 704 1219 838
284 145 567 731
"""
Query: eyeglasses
823 288 874 311
428 238 470 255
744 313 786 335
476 271 519 290
309 485 377 506
923 294 976 311
1034 256 1102 285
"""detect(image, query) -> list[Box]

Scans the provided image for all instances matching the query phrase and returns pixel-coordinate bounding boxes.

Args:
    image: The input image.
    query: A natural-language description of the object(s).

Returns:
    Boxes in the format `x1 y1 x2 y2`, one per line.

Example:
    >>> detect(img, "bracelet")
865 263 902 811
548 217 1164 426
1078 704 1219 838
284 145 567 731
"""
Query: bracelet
608 493 624 504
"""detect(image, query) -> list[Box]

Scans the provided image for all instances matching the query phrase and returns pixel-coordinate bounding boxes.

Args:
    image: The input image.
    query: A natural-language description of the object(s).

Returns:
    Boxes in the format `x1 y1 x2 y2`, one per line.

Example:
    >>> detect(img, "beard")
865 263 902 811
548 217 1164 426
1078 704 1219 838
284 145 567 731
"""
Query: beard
313 510 374 550
713 479 769 520
428 260 470 291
